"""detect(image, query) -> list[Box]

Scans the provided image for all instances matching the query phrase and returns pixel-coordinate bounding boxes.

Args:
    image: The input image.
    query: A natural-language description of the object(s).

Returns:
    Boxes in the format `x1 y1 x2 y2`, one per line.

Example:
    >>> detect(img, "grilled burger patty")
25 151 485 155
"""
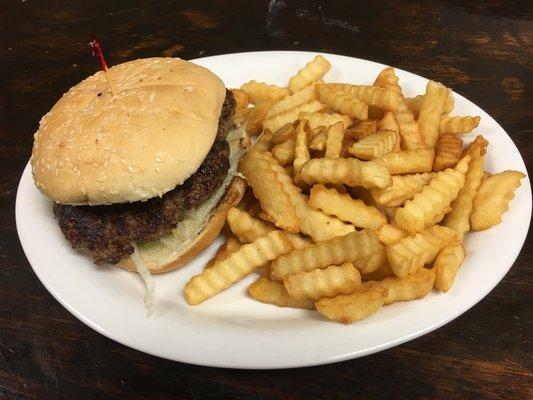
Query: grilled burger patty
54 91 235 265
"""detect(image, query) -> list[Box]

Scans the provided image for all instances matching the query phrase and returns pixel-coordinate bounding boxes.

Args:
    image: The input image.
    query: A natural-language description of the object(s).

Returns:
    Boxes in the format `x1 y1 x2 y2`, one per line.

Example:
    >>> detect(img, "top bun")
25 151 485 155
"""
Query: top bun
31 58 226 205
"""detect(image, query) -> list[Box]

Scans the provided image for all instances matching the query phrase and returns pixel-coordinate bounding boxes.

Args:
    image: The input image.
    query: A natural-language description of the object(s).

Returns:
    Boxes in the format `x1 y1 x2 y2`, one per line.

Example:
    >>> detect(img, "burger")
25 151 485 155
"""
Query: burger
31 58 247 279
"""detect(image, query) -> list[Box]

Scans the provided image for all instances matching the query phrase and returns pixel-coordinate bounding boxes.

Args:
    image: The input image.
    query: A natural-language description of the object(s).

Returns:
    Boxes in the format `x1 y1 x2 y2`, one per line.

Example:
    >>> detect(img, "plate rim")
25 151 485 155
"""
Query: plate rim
15 50 532 369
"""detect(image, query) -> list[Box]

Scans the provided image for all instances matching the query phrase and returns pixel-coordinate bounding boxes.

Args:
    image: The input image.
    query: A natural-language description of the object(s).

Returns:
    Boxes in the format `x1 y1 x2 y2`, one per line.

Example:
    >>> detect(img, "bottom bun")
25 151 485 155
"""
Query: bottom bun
118 175 245 273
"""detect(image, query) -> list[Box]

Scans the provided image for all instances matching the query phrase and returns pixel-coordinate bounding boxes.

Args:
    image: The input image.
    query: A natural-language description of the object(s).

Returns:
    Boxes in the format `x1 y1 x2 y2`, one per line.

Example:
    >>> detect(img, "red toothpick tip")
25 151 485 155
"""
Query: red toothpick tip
89 34 109 71
89 35 116 95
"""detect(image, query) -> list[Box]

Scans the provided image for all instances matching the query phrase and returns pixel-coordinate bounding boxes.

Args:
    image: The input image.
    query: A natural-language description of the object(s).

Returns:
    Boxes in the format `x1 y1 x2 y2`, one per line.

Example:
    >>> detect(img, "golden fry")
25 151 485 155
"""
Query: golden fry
443 136 487 239
395 102 426 150
366 267 435 305
361 261 396 281
299 111 353 130
374 67 401 92
370 172 434 207
378 111 399 133
324 83 402 111
393 156 469 234
386 225 456 278
375 224 408 246
240 80 289 104
185 231 293 305
440 115 480 134
293 121 310 174
271 137 295 166
249 276 315 309
289 55 331 93
325 121 344 159
271 123 295 145
315 286 387 324
406 91 454 118
283 263 361 300
270 229 386 280
470 170 525 230
315 84 368 120
345 120 378 140
417 81 450 148
433 134 464 171
299 158 392 189
309 184 386 229
241 149 299 231
205 236 242 269
433 243 466 292
263 100 323 133
377 148 435 174
309 131 326 151
348 130 398 160
267 85 317 118
226 207 276 243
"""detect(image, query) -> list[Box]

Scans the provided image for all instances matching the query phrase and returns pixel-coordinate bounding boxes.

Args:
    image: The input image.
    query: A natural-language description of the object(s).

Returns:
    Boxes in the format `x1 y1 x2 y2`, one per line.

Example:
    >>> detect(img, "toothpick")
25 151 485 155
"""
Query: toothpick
89 35 117 96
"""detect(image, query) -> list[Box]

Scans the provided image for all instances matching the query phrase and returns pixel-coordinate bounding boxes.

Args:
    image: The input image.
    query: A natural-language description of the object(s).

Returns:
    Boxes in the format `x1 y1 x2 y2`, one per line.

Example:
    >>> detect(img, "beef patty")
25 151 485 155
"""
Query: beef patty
54 91 235 265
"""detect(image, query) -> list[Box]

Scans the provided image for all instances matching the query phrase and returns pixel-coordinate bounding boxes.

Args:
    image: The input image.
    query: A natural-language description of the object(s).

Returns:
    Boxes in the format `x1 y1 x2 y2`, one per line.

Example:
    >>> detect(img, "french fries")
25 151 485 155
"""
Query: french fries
433 134 463 171
271 123 295 144
325 83 403 111
365 267 435 305
191 54 527 325
298 158 392 189
289 55 331 92
263 100 323 133
309 184 386 229
240 80 289 104
299 111 353 130
377 148 435 174
271 137 295 166
348 129 398 160
406 91 454 118
249 276 315 309
386 225 456 278
440 115 480 134
185 230 294 305
374 66 401 92
315 286 387 323
370 172 434 207
283 263 361 300
417 81 450 148
470 170 525 230
346 120 378 140
393 156 470 234
293 121 310 174
226 207 276 243
270 230 385 279
443 136 487 239
205 236 241 269
324 121 344 159
433 243 466 292
316 84 368 120
241 149 299 231
376 224 407 246
267 86 317 118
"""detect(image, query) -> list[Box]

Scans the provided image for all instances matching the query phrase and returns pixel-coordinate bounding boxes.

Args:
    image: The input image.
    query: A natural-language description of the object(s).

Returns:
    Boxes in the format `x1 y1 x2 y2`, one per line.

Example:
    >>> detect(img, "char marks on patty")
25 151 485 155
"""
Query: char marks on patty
54 91 235 265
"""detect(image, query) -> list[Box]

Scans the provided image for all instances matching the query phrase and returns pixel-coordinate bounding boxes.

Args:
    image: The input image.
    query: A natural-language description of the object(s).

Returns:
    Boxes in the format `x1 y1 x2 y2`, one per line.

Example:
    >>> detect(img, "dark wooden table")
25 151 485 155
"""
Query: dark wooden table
1 1 531 399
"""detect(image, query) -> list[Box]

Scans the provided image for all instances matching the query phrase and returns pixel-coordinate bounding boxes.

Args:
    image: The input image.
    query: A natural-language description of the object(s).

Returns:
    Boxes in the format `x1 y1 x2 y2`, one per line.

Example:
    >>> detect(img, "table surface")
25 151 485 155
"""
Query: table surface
1 1 531 399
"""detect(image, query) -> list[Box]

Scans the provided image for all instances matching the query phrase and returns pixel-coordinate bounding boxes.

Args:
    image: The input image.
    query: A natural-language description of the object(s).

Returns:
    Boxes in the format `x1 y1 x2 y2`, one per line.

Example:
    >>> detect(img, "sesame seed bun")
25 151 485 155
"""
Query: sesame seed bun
31 57 226 205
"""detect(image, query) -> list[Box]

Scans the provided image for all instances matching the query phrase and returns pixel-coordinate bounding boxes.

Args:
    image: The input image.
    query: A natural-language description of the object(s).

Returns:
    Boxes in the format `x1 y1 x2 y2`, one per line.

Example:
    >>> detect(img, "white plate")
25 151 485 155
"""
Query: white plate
16 51 531 369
